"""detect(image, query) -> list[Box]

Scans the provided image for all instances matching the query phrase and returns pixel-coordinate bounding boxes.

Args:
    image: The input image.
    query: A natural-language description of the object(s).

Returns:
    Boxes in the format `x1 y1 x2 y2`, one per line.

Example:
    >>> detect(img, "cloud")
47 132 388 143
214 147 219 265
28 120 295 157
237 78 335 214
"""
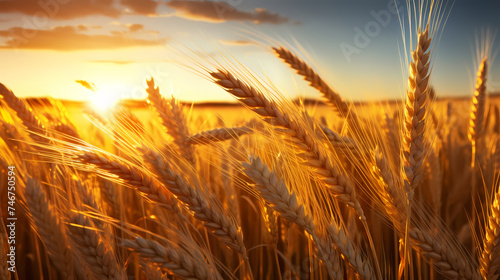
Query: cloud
166 1 289 24
0 0 120 19
77 25 88 31
90 60 135 65
127 23 144 33
0 26 162 51
121 0 159 15
219 39 254 46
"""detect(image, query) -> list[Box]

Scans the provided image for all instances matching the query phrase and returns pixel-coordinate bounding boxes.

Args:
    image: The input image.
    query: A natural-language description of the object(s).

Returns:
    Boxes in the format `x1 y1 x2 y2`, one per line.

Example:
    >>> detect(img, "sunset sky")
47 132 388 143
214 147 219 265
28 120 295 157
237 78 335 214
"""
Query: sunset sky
0 0 499 103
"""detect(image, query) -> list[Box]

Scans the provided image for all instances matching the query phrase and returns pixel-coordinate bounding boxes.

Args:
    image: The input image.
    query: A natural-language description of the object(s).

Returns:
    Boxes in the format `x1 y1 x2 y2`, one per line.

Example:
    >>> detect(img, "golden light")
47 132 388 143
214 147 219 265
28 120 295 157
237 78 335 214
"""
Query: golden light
89 84 125 112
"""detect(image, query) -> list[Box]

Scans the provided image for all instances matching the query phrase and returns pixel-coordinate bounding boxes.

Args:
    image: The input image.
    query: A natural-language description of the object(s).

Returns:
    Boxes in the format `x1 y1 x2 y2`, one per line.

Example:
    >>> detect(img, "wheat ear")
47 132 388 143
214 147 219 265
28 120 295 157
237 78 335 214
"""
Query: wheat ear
0 83 48 143
122 237 218 280
68 212 125 280
402 25 432 199
327 222 375 280
140 146 247 256
146 78 195 164
272 46 355 120
372 147 407 224
186 125 253 145
25 177 75 280
468 58 488 145
372 151 480 279
243 156 344 279
480 184 500 279
319 124 360 156
210 69 365 221
77 151 183 215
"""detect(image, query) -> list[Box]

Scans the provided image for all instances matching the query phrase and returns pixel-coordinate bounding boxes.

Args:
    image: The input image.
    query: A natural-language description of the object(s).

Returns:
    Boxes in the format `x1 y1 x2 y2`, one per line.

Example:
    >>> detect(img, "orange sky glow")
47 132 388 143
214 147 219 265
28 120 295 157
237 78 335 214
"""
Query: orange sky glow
0 0 499 104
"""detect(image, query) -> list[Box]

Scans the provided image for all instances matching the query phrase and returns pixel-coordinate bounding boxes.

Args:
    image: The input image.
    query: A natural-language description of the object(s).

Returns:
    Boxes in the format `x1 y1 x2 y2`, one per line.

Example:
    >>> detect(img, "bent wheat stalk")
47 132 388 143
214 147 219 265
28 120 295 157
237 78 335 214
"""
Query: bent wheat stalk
139 146 247 257
0 83 48 143
243 156 345 279
146 78 195 164
76 150 184 216
68 212 125 280
25 177 75 280
186 125 253 145
210 69 365 221
122 237 219 280
272 46 354 120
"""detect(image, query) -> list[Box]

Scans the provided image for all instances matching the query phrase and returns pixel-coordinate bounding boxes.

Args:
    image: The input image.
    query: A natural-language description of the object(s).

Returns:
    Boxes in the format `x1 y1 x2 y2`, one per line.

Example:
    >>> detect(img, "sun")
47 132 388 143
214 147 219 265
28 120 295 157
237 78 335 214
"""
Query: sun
88 85 124 112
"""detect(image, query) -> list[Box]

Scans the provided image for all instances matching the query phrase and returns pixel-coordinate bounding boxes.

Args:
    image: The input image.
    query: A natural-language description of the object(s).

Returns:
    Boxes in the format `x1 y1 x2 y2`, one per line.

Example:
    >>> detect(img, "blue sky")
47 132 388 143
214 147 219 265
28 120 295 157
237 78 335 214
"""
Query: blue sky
0 0 498 103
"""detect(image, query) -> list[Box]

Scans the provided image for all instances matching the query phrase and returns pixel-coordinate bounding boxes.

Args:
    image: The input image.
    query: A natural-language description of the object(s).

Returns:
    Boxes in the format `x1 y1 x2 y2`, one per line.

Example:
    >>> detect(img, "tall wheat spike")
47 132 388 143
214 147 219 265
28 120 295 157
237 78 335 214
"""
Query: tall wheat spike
402 25 432 200
468 58 488 154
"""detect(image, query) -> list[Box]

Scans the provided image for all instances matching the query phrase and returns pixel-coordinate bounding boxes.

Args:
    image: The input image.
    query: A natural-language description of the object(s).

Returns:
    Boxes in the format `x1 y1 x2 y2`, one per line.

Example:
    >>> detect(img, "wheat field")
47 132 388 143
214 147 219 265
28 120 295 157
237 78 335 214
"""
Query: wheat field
0 1 499 280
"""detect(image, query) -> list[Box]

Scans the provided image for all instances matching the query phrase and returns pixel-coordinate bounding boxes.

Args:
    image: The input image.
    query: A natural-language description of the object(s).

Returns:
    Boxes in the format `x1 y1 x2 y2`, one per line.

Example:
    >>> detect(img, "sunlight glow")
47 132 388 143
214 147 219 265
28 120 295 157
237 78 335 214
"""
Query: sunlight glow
89 85 125 112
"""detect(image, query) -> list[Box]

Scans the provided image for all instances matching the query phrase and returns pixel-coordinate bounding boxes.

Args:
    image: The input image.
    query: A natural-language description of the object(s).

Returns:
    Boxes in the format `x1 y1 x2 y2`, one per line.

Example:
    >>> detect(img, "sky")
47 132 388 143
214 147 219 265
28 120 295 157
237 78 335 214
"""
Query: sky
0 0 499 104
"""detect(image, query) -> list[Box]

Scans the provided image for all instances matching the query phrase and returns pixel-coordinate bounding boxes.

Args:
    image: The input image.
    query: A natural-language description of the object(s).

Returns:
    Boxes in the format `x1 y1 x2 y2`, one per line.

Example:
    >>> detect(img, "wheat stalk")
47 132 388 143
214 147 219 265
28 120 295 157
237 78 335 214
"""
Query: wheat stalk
68 212 125 280
372 150 480 279
25 177 75 280
122 236 218 280
243 156 345 279
468 58 488 143
272 46 355 120
327 222 374 280
480 184 500 279
402 25 432 200
186 125 253 145
210 69 366 221
0 83 48 143
140 146 247 257
77 150 183 216
146 78 195 164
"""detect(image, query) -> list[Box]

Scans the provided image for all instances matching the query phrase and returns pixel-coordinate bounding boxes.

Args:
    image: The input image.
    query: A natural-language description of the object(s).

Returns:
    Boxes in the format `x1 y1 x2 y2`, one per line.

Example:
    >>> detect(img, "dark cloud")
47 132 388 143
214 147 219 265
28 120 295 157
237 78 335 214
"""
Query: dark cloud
0 26 161 51
90 60 135 65
219 39 254 46
0 0 120 19
128 23 144 33
121 0 159 15
166 0 289 24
